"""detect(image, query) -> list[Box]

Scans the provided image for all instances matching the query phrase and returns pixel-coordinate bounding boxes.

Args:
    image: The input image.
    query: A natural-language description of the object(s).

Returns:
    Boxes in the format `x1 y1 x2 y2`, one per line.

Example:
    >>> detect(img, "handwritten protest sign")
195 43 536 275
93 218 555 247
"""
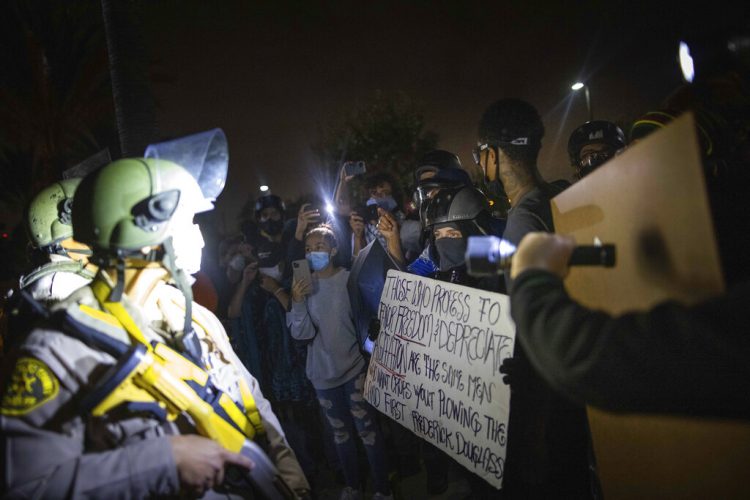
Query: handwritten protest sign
364 269 515 489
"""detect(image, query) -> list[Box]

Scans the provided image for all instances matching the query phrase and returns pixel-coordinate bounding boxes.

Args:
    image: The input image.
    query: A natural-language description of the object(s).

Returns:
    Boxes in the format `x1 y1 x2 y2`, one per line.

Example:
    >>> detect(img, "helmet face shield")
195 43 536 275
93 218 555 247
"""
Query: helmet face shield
145 128 228 211
171 220 204 275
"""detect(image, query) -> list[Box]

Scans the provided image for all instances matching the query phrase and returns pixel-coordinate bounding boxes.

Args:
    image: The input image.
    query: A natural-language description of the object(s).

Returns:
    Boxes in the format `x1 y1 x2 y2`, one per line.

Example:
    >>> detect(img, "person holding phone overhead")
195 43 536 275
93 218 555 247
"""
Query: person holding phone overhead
288 225 392 500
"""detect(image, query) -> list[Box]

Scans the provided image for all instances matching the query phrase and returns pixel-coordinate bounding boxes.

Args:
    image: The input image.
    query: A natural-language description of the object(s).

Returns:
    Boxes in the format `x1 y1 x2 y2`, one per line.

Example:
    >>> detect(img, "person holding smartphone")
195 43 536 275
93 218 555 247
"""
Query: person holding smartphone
349 172 404 260
226 245 318 484
288 225 392 500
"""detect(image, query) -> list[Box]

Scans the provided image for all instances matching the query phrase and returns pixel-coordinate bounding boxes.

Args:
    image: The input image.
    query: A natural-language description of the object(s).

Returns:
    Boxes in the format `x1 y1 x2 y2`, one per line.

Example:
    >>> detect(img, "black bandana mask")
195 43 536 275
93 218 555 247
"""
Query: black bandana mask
485 178 507 201
435 237 467 271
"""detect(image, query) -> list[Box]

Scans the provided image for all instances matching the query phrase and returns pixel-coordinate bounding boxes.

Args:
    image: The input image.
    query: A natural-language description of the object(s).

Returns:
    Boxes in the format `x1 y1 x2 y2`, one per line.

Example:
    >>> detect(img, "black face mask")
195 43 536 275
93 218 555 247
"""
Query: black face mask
257 240 283 267
259 218 283 236
435 237 467 271
485 178 507 200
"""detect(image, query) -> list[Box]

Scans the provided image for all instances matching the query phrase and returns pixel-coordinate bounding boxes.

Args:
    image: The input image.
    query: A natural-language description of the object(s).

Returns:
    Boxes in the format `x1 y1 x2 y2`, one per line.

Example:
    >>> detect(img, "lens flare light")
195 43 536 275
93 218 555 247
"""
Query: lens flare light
679 41 695 83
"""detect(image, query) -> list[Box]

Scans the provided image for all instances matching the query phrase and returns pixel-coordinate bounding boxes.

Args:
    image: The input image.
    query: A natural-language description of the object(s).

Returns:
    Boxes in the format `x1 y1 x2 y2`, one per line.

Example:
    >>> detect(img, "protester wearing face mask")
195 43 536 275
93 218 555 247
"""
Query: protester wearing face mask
288 225 393 500
253 194 288 286
423 186 501 287
346 172 401 260
223 239 255 284
419 186 505 495
422 185 596 497
225 237 318 484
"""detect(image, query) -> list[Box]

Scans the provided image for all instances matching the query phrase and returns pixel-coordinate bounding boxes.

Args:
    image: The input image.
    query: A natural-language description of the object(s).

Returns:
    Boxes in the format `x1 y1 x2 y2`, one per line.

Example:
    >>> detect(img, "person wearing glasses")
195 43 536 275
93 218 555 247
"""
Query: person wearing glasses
474 98 570 284
567 120 627 180
473 98 595 499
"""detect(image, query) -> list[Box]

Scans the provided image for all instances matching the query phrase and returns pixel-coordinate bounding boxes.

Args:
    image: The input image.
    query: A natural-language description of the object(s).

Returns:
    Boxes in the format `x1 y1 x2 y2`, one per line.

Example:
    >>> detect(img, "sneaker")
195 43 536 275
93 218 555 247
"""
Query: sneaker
339 486 363 500
372 493 394 500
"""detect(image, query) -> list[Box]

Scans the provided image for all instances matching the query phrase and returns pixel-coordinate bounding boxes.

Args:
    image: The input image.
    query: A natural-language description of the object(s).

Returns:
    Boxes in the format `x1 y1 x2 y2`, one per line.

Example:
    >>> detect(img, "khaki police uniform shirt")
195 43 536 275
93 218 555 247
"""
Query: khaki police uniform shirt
1 279 309 498
19 255 92 304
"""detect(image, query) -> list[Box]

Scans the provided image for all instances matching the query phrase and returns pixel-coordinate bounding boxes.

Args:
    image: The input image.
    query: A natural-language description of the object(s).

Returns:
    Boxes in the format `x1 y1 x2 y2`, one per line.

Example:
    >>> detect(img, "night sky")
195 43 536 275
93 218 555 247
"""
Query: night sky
136 1 744 228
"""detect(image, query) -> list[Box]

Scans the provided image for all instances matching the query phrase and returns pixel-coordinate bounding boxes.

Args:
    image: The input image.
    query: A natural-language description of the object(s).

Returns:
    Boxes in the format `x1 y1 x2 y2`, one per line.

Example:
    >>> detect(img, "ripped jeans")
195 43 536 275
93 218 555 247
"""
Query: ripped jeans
316 370 390 493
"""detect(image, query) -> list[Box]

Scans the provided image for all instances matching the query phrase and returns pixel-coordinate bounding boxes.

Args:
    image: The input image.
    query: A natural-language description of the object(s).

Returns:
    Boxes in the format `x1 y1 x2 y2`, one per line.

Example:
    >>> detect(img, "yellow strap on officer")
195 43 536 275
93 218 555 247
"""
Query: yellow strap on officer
78 304 125 330
91 277 151 348
184 296 264 436
239 377 265 436
90 274 267 444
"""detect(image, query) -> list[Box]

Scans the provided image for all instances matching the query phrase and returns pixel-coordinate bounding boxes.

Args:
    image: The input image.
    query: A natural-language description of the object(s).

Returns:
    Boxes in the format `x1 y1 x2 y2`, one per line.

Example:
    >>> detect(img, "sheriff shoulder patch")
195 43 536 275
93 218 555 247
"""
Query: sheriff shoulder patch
1 357 59 416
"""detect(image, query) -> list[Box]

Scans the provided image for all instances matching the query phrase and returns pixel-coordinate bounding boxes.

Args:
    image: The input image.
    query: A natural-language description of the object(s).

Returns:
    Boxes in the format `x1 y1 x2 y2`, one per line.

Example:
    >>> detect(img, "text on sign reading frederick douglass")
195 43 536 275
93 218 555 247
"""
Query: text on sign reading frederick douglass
364 270 515 489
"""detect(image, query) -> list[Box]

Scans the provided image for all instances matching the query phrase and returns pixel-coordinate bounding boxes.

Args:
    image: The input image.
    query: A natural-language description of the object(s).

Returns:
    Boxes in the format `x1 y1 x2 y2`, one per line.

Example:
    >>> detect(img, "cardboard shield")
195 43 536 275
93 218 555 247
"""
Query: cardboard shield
551 112 750 499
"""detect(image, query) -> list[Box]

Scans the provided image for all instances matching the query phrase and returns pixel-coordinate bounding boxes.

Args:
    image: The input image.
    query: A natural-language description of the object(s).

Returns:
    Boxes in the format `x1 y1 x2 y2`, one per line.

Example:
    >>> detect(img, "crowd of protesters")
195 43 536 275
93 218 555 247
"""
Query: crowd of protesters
2 30 749 500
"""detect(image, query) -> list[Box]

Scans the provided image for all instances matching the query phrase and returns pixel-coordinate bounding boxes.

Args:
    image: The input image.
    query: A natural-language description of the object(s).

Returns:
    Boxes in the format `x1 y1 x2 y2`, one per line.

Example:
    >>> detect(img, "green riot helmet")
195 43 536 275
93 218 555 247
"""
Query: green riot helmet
73 130 227 356
73 158 207 258
74 128 227 268
25 178 82 252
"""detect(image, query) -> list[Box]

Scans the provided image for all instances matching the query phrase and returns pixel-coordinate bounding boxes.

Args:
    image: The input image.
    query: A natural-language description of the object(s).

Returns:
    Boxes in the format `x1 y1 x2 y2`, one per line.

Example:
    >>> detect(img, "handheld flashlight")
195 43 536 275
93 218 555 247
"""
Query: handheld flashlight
466 236 616 277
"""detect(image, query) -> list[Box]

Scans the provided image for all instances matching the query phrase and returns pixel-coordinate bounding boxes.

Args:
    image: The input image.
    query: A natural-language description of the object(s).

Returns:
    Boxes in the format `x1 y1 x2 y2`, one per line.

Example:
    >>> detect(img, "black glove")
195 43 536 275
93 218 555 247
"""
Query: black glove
499 356 515 387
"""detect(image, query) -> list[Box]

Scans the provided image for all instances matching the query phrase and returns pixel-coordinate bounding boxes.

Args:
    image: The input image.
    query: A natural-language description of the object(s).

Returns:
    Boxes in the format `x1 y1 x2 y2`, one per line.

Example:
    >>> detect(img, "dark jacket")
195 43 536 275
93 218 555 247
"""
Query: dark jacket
511 270 750 419
499 182 594 498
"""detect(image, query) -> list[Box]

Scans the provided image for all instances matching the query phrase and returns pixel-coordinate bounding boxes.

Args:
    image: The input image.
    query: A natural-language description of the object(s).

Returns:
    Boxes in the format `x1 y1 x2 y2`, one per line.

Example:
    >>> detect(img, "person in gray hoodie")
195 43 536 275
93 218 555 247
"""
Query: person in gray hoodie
289 225 392 500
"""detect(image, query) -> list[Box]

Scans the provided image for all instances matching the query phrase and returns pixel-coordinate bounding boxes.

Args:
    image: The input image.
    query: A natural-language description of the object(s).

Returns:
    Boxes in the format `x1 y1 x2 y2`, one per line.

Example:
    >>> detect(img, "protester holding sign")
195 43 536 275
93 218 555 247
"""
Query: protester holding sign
421 185 508 496
288 225 392 500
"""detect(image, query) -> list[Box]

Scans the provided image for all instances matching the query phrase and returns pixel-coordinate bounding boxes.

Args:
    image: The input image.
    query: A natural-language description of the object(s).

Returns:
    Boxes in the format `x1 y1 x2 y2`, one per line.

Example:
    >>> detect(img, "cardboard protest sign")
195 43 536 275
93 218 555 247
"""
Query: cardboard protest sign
364 270 514 489
552 112 724 312
552 112 750 500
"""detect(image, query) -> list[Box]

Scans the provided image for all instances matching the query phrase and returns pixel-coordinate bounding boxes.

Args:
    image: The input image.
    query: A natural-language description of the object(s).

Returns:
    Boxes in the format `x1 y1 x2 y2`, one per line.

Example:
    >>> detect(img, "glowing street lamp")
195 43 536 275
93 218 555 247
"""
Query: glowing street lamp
259 185 269 193
571 81 593 121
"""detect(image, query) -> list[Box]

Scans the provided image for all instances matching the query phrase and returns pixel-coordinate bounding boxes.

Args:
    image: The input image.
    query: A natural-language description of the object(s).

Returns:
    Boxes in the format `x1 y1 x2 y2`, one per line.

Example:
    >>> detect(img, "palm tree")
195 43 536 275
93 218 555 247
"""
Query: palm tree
0 0 116 212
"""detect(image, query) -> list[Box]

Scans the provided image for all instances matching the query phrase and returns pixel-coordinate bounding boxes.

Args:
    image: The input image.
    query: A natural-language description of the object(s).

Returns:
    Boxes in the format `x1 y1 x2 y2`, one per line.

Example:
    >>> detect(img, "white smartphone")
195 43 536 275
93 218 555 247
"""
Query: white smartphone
292 259 312 284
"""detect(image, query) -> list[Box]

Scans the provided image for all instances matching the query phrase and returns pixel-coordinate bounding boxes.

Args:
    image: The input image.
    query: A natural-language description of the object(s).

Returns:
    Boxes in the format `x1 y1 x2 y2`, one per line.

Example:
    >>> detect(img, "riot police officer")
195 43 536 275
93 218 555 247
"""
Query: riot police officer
1 132 309 498
19 178 94 302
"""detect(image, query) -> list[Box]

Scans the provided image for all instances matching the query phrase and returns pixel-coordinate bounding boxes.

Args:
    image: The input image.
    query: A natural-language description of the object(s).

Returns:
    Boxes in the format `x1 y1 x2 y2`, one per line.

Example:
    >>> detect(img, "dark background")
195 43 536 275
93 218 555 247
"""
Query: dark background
2 0 747 233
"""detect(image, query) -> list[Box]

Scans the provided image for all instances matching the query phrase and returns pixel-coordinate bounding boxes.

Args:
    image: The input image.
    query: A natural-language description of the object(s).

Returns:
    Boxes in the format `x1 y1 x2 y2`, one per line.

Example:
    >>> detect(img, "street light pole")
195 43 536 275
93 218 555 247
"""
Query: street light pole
584 85 592 121
571 82 593 121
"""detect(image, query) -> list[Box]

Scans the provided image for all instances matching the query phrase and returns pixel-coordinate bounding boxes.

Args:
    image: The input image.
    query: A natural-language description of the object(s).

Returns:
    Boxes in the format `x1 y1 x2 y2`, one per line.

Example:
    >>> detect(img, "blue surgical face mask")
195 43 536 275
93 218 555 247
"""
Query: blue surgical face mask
306 251 330 272
369 195 397 213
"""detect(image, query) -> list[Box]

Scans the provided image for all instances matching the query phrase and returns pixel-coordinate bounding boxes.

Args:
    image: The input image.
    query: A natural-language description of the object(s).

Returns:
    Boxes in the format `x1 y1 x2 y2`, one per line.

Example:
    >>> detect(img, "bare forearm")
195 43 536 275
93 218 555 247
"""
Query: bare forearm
386 237 404 265
334 182 352 215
